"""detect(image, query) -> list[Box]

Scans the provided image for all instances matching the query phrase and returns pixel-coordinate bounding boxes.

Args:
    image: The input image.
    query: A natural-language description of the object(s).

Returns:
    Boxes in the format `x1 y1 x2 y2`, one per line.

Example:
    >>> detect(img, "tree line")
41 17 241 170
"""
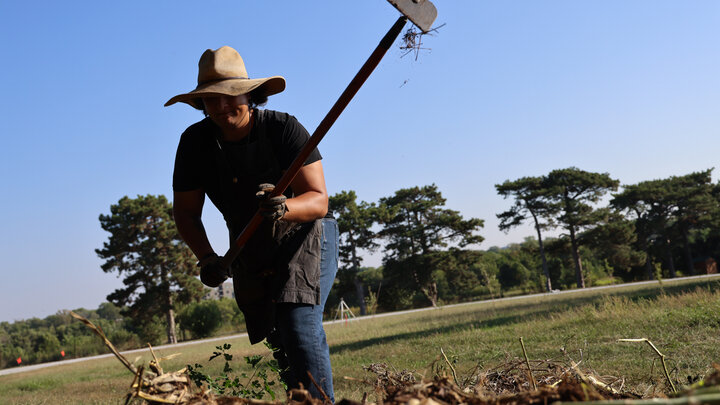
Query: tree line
2 167 718 369
0 298 247 369
327 167 719 313
0 196 242 369
495 167 719 290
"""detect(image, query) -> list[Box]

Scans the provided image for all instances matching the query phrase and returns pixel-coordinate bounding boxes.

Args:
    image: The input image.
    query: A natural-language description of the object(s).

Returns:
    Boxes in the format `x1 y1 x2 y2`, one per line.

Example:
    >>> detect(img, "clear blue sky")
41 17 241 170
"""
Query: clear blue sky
1 1 718 322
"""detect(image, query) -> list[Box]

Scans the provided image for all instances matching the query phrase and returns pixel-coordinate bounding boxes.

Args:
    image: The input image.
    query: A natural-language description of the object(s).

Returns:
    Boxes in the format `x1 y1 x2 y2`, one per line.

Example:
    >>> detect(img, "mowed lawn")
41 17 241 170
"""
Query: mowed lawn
2 276 719 404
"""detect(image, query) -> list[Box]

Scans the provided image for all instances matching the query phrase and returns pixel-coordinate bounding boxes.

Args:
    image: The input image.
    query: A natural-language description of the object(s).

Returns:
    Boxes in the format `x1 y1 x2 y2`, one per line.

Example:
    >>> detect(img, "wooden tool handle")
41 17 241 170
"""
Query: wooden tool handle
220 16 408 272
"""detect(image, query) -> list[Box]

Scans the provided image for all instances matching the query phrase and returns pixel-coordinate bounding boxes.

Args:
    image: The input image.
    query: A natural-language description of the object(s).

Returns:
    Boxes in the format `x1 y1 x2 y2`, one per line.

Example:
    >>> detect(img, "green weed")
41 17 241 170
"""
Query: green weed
186 342 286 400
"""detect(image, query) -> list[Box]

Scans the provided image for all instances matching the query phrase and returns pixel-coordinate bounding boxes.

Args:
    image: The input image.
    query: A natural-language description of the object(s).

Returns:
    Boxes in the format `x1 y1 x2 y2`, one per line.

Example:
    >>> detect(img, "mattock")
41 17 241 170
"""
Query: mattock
219 0 438 273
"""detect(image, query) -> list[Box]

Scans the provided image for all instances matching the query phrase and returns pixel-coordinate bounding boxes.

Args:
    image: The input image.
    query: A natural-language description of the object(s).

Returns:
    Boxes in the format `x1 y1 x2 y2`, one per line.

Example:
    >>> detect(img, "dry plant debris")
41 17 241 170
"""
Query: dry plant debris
364 363 417 391
71 312 720 405
618 338 676 393
70 311 192 404
355 359 636 405
399 23 445 60
352 361 720 405
180 386 324 405
71 311 329 405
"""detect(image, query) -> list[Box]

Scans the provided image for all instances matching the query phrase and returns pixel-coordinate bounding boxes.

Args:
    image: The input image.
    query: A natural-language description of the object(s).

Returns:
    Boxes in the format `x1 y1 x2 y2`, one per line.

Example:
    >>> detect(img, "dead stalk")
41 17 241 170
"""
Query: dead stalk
148 343 163 375
519 337 538 390
618 338 677 394
69 311 137 375
307 371 332 404
440 347 459 386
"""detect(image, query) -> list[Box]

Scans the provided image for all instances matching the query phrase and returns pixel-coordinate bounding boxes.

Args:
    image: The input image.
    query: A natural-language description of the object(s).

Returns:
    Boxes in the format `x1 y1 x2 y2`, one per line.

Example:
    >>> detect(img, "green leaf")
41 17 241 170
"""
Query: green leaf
245 354 263 367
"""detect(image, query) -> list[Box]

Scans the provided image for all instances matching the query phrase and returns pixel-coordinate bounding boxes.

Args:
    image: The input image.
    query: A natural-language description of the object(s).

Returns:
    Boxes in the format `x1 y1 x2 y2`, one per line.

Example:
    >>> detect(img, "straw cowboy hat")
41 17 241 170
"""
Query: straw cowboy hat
165 46 285 109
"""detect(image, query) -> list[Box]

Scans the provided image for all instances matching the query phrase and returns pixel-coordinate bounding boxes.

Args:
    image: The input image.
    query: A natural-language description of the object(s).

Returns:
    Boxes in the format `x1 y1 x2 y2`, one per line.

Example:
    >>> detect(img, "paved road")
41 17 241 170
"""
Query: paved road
2 273 718 377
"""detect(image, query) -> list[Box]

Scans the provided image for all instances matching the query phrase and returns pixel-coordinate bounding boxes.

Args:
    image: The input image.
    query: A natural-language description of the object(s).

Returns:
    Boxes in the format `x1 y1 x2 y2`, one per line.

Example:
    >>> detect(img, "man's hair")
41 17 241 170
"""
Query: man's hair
195 88 269 116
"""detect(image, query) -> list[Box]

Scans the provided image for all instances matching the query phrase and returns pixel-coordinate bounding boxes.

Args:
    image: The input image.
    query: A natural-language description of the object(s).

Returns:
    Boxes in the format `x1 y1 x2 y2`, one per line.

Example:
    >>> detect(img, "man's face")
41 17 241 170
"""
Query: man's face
202 94 251 130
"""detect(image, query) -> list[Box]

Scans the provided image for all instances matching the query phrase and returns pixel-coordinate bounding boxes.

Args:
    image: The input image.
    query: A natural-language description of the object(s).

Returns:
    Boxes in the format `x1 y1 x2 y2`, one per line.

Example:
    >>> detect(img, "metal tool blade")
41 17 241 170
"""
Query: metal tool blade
386 0 437 33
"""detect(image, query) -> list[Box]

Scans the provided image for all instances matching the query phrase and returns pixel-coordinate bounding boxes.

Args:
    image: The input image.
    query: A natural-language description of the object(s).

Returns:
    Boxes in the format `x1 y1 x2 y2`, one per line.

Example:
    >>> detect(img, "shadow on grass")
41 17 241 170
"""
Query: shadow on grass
330 312 535 355
329 278 720 355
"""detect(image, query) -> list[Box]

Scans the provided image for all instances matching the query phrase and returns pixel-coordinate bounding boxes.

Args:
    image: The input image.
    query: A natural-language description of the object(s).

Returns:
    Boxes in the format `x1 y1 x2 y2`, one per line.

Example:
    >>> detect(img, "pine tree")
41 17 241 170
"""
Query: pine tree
96 195 203 344
496 176 559 292
612 169 718 277
329 190 379 315
377 184 483 306
543 168 619 288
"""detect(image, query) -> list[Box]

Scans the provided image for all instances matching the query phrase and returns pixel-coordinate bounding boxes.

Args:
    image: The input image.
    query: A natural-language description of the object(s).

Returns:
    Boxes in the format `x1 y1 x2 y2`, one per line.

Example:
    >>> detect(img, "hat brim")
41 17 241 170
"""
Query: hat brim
164 76 285 109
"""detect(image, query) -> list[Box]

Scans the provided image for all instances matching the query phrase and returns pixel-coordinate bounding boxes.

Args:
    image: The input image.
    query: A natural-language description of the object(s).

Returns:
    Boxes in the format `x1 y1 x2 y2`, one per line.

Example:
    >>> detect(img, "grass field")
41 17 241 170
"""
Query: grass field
1 276 719 404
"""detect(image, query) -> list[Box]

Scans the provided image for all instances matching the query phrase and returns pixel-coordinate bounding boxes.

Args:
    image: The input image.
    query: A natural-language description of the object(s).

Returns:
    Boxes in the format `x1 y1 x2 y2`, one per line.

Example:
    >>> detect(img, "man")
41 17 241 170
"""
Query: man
165 46 337 402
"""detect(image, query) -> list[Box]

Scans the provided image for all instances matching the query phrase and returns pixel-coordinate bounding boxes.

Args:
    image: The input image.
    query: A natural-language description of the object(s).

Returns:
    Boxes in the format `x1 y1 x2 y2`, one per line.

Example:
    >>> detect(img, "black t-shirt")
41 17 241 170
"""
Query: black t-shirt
173 109 321 227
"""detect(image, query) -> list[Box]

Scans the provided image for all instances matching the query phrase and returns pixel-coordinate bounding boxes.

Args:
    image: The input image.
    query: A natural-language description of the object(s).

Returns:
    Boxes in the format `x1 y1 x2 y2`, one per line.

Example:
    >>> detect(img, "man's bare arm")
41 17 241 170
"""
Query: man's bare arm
282 160 328 222
173 189 215 260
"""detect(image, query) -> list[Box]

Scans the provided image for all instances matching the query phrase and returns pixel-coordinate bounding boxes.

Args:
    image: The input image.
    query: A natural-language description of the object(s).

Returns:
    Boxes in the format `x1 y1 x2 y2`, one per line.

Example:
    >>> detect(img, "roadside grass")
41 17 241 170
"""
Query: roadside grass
1 276 718 404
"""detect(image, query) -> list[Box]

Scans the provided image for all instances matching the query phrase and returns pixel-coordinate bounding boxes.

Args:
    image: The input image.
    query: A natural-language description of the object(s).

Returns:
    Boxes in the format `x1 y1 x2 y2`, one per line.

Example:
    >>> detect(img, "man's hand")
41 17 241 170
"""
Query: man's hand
256 183 287 221
198 253 228 287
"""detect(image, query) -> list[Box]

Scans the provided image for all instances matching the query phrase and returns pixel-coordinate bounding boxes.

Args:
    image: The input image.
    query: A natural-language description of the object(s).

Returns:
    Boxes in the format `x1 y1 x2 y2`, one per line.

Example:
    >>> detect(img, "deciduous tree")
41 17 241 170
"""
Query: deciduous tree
177 300 223 339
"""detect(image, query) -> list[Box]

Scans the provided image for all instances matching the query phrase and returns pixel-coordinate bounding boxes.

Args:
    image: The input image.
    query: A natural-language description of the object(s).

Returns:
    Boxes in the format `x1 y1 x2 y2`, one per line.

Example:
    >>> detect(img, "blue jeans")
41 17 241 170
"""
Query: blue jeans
267 218 338 402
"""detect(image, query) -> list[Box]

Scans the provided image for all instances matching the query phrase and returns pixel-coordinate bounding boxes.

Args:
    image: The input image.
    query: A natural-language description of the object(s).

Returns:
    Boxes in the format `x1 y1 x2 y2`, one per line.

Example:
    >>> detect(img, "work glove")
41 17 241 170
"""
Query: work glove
256 183 287 221
198 253 228 287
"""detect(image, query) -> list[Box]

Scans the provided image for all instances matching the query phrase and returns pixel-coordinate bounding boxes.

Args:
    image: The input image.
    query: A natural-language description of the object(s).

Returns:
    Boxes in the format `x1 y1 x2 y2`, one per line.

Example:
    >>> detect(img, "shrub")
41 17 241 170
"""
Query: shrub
179 301 223 339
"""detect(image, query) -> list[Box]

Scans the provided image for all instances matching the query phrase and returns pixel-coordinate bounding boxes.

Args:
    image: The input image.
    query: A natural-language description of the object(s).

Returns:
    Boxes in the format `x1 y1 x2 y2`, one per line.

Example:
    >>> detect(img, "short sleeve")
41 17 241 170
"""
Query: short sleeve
172 129 205 192
275 114 322 169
